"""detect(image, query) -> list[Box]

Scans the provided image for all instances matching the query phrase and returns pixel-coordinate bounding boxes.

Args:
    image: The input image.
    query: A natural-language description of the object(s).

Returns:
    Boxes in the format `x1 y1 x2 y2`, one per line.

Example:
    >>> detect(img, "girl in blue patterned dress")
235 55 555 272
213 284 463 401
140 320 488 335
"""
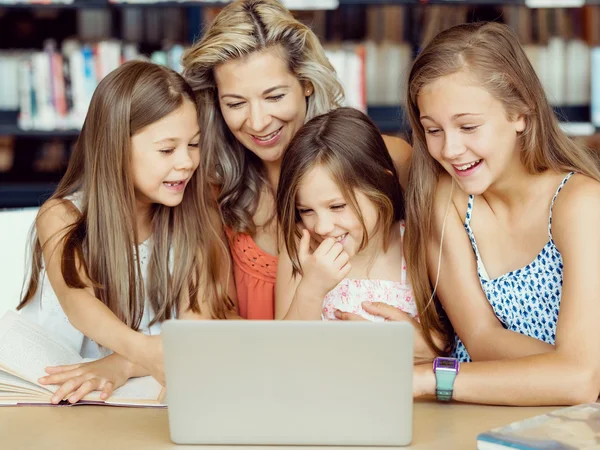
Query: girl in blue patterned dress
404 22 600 405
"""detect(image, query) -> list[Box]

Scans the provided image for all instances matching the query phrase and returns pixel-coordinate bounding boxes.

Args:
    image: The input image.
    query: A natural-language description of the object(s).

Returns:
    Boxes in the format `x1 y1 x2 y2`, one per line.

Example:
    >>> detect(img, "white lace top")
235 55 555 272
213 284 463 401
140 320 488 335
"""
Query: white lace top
20 193 161 359
321 221 418 322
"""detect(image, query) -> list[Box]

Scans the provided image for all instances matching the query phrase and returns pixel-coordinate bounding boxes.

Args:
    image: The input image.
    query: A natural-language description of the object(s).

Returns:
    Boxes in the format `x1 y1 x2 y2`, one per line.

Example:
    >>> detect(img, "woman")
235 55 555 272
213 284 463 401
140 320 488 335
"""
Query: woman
182 0 412 320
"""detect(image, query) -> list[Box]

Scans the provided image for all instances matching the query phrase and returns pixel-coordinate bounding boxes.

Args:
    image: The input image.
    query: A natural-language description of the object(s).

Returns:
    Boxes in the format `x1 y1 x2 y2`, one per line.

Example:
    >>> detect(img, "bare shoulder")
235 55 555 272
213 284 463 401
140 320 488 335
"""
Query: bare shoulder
382 135 412 165
553 173 600 207
551 173 600 239
382 134 412 189
36 198 81 242
432 173 471 226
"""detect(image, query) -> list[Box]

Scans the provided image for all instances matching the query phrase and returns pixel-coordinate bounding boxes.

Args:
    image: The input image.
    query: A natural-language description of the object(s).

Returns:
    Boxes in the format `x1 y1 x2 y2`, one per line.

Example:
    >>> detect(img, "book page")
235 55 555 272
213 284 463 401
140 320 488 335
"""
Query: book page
84 375 163 406
0 369 49 396
0 311 82 389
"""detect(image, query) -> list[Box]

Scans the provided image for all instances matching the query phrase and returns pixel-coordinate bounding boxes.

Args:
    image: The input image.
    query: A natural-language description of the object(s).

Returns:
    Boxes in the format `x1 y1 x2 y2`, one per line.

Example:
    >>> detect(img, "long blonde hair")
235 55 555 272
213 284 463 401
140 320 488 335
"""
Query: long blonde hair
18 61 234 325
182 0 343 234
404 22 600 355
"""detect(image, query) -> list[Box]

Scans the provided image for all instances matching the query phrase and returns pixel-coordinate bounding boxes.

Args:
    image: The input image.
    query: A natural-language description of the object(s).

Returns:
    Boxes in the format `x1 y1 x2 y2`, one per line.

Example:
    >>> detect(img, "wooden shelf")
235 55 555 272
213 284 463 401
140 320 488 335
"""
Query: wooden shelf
0 183 57 208
3 0 597 9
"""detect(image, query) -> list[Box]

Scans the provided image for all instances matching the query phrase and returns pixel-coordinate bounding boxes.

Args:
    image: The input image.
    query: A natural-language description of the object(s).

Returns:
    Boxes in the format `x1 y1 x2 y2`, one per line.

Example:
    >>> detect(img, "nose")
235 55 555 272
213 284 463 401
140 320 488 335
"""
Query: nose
314 213 335 237
247 102 271 133
441 130 467 161
175 147 194 171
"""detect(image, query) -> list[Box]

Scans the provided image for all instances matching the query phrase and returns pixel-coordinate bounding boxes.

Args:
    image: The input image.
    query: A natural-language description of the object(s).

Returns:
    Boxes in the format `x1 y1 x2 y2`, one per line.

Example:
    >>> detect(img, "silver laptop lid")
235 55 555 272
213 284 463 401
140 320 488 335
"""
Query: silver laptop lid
163 320 413 446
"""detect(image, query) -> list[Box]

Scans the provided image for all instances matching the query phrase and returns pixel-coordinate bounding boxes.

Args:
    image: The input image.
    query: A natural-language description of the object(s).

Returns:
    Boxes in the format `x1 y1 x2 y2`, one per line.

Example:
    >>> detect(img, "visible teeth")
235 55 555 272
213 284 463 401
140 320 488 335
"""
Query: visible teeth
254 128 280 141
165 181 182 186
456 160 481 171
336 234 347 242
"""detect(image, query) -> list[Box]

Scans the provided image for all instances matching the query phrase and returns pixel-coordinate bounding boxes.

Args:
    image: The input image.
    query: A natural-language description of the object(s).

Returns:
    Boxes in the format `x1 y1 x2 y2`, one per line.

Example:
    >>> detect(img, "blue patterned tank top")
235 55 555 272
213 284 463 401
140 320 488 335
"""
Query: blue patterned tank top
452 172 574 362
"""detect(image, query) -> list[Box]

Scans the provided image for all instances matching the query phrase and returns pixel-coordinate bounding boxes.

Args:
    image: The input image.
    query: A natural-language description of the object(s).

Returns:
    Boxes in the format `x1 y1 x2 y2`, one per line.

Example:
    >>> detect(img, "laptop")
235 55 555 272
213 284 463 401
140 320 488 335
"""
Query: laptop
162 320 414 446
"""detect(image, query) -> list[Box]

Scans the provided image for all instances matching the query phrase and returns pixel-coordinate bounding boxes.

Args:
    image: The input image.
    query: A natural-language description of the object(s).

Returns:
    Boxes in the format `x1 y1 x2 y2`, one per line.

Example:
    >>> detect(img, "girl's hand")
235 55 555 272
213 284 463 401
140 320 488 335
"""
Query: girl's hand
39 353 134 404
413 363 436 398
337 301 439 363
334 301 415 322
298 230 351 298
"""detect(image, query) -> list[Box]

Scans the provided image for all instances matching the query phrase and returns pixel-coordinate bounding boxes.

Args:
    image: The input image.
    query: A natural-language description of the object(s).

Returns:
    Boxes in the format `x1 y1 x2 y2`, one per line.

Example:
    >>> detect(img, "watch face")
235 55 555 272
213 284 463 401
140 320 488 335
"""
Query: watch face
434 357 458 370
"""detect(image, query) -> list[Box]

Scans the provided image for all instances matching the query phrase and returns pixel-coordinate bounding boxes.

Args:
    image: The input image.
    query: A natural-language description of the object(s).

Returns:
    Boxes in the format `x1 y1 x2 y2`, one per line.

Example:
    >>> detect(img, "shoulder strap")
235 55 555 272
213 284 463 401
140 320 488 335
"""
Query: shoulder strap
548 172 575 240
465 195 475 226
399 221 407 283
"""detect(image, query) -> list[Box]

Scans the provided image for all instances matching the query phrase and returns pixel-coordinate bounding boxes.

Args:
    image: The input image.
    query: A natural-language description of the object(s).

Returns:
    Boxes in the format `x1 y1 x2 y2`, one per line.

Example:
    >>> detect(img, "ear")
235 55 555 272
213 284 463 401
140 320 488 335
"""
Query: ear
303 81 314 98
515 114 526 133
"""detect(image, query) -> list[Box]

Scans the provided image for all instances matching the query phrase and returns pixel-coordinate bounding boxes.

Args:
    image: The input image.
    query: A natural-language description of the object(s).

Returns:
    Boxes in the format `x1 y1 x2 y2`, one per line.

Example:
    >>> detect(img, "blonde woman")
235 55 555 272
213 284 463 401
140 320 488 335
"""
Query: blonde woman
405 22 600 405
183 0 412 320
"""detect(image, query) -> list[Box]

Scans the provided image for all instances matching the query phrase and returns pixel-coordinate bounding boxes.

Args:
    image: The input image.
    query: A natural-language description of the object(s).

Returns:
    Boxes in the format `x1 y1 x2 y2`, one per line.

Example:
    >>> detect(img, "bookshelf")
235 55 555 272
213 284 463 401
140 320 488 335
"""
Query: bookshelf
1 0 599 208
1 1 600 9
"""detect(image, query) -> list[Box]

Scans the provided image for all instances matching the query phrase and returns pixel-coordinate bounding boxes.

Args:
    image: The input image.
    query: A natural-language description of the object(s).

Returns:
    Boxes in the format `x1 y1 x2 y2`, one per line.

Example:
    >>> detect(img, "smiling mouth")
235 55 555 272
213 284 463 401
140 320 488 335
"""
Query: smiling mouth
454 159 482 171
252 127 282 141
335 233 348 243
163 180 185 187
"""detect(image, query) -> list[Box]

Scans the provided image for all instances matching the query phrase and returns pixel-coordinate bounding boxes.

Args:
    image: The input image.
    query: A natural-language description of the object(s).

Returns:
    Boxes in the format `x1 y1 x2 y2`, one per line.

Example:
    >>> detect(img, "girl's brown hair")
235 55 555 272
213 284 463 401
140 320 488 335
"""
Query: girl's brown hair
182 0 344 235
277 107 405 276
19 60 234 325
404 22 600 355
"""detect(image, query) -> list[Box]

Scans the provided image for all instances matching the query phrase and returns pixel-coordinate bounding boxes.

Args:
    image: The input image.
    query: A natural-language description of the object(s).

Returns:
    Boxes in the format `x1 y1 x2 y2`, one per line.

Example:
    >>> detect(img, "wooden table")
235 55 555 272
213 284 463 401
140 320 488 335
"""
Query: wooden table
0 401 557 449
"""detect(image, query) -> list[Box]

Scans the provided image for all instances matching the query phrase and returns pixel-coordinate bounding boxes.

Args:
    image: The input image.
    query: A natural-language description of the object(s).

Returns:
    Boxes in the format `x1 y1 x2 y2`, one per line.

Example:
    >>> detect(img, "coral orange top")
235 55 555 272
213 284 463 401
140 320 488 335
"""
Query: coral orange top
226 229 277 320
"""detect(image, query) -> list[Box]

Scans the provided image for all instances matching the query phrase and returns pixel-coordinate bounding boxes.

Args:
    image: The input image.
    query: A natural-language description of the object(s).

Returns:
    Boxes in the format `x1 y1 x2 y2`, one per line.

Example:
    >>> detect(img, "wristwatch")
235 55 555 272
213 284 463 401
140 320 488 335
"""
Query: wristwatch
432 357 460 401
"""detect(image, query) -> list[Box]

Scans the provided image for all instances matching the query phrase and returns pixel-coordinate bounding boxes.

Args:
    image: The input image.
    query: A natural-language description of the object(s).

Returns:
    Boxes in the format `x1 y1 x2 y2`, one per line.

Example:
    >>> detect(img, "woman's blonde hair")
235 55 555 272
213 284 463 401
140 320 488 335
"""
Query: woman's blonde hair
18 60 235 325
404 22 600 355
182 0 344 234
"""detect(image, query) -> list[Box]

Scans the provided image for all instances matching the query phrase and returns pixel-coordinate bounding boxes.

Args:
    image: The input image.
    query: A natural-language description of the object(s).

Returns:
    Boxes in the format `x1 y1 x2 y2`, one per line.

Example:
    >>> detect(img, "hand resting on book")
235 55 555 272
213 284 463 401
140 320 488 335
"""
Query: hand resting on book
39 353 141 404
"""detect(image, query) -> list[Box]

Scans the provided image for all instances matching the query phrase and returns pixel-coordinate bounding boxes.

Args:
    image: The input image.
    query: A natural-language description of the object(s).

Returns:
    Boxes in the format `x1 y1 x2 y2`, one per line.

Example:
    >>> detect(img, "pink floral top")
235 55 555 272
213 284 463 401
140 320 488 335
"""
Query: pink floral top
321 222 418 322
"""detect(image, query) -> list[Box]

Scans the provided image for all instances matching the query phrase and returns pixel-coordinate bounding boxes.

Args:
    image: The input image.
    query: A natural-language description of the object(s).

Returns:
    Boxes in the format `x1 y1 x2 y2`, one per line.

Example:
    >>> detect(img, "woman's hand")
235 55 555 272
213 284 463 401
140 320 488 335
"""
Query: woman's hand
335 301 440 363
39 353 134 404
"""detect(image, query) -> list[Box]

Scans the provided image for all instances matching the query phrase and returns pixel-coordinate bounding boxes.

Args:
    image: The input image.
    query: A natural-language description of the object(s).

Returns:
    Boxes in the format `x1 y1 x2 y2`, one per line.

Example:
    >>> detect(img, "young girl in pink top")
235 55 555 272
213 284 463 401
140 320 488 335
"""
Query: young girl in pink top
275 108 418 325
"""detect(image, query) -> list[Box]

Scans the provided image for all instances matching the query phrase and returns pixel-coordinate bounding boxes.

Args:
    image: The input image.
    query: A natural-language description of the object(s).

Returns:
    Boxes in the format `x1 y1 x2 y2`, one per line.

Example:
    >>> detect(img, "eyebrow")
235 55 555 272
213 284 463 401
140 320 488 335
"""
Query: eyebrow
153 131 200 145
296 197 345 208
420 113 483 121
220 85 290 100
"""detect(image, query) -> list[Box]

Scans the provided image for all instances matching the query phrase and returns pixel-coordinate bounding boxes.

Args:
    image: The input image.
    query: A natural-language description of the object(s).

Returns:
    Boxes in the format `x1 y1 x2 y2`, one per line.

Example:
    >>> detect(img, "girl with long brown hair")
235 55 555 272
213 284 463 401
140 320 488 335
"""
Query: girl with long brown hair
182 0 412 321
405 22 600 405
275 108 437 362
17 61 236 404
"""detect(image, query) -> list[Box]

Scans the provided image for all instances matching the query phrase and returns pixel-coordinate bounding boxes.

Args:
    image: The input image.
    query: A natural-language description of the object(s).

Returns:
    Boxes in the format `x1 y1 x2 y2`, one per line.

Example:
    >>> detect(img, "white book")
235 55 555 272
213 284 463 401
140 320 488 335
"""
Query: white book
365 41 380 105
565 39 590 106
281 0 338 10
0 311 165 407
545 37 566 106
17 56 33 131
381 42 410 107
0 54 20 110
97 40 122 82
32 52 55 131
343 46 365 112
591 47 600 128
67 45 87 129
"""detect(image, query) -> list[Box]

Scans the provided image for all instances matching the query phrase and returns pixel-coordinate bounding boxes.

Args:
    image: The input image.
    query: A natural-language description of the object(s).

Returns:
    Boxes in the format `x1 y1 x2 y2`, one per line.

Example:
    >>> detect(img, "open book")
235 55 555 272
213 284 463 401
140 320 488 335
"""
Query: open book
0 311 165 407
477 403 600 449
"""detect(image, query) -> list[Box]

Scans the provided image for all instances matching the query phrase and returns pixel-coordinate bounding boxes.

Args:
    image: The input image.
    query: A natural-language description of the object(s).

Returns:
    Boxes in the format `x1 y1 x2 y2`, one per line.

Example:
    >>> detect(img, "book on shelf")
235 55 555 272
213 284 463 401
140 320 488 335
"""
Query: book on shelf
106 0 339 9
477 403 600 450
0 311 165 407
